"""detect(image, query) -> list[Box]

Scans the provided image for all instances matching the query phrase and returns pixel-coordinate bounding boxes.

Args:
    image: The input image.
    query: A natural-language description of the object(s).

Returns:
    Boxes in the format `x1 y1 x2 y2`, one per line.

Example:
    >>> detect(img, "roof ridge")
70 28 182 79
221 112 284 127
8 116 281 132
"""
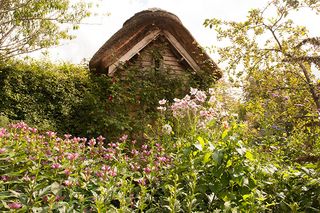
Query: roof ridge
123 8 181 27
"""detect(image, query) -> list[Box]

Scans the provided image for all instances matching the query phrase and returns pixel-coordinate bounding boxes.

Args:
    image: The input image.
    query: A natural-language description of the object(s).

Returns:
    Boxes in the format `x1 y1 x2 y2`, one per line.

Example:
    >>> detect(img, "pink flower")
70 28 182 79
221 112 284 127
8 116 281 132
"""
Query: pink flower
1 175 9 182
143 167 152 174
101 165 111 171
72 137 81 143
64 169 71 176
222 121 229 129
88 138 96 146
208 96 216 104
97 135 105 143
143 150 151 156
142 144 148 150
46 131 56 138
138 178 146 186
119 134 128 142
130 163 140 171
64 134 72 139
108 168 117 177
96 171 104 178
158 156 167 162
131 149 139 156
0 128 7 138
64 180 73 187
109 143 118 148
55 195 64 202
103 153 113 160
29 127 37 133
51 163 62 169
8 202 22 209
0 148 6 154
66 153 79 161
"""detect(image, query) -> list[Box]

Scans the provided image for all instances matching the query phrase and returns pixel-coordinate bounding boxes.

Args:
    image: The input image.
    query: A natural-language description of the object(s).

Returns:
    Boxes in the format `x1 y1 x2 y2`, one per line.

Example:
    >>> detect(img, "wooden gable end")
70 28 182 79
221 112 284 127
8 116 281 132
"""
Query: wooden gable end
117 35 194 77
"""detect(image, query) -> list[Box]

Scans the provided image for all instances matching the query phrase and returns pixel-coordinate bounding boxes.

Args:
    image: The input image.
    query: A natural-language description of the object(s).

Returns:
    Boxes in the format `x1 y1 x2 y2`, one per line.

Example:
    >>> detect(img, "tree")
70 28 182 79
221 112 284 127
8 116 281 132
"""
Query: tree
0 0 92 60
205 0 320 136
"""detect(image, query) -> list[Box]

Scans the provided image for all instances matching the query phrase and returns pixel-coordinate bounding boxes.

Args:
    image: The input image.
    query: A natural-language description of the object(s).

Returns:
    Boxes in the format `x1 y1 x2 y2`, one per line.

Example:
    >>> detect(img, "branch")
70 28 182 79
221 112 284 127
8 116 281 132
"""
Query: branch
0 25 16 45
265 24 283 50
296 37 320 49
283 56 320 66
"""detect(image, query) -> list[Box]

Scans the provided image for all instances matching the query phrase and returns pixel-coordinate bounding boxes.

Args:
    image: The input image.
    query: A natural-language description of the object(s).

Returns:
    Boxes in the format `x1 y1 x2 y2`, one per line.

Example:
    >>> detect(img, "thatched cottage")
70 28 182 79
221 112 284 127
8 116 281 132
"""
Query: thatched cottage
89 8 221 80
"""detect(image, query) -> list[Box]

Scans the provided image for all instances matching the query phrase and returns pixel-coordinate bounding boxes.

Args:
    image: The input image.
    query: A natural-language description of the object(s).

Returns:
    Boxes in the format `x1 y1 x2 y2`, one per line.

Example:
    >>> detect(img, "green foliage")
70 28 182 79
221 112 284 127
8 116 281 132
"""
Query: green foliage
204 0 320 157
0 60 90 135
0 88 319 212
0 0 92 60
0 59 214 140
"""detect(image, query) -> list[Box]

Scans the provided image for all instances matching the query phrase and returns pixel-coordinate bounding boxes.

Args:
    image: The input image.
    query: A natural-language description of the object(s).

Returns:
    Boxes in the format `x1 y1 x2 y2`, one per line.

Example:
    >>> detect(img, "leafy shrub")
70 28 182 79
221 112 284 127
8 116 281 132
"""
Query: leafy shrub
0 60 215 141
1 88 319 212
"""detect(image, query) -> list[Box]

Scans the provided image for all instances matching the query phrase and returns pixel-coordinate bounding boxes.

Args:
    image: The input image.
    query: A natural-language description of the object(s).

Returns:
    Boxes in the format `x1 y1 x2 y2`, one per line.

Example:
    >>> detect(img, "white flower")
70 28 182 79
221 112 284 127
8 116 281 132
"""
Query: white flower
159 99 167 105
183 95 191 101
162 124 173 134
195 90 207 102
208 88 215 95
173 98 181 103
157 106 167 112
190 87 198 95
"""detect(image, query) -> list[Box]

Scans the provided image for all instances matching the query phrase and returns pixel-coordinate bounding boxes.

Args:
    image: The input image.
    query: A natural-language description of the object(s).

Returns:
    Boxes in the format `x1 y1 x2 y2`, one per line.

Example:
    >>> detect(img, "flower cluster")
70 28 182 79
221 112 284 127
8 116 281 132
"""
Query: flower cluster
157 87 228 128
0 121 172 210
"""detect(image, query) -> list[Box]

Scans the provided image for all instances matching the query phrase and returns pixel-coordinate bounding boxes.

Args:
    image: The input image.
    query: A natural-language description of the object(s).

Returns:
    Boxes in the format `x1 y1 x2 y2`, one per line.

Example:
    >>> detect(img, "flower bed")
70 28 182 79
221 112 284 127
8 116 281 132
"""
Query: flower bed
0 88 319 212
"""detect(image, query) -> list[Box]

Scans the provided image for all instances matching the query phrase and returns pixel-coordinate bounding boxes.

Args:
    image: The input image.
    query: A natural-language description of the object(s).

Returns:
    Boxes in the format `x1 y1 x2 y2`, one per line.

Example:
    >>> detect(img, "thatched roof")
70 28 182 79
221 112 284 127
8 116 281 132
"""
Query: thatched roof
89 8 222 79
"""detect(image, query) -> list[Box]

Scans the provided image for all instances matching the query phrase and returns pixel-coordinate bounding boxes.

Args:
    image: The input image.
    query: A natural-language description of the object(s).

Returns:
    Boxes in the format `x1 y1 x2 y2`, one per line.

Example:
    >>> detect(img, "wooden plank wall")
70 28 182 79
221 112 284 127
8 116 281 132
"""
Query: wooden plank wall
130 36 190 76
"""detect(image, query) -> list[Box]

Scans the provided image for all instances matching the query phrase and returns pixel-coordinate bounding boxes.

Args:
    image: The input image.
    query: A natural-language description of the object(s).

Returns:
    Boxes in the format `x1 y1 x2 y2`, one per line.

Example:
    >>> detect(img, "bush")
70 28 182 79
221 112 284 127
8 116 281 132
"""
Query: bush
1 88 319 212
0 60 216 141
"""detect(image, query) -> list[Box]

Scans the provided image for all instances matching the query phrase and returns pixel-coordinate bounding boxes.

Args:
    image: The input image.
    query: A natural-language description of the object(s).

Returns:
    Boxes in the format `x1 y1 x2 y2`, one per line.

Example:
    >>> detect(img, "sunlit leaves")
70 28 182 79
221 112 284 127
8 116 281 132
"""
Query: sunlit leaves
205 0 320 146
0 0 92 60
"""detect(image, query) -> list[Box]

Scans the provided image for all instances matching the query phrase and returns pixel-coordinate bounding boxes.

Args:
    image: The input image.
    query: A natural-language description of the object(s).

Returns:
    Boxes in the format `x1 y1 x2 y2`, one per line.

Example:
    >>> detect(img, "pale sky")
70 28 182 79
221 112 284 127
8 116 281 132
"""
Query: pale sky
38 0 319 64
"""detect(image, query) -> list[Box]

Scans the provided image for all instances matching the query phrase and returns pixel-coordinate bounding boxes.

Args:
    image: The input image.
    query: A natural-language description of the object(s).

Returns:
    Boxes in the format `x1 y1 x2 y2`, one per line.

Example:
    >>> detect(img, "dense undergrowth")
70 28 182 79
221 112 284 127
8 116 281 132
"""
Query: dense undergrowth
1 88 319 212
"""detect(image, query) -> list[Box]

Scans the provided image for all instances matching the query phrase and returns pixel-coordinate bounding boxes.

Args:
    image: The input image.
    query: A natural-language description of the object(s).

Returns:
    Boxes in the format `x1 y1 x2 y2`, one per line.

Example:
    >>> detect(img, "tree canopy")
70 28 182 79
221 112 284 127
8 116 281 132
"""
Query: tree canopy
205 0 320 145
0 0 92 60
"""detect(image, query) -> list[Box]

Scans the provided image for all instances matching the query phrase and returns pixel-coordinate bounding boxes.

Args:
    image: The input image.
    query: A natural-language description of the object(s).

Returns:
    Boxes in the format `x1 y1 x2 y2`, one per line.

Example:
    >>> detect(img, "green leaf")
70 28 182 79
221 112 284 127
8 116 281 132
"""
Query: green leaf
242 194 251 201
226 159 232 168
203 152 211 164
221 130 228 139
245 151 254 161
212 150 223 165
197 136 205 147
